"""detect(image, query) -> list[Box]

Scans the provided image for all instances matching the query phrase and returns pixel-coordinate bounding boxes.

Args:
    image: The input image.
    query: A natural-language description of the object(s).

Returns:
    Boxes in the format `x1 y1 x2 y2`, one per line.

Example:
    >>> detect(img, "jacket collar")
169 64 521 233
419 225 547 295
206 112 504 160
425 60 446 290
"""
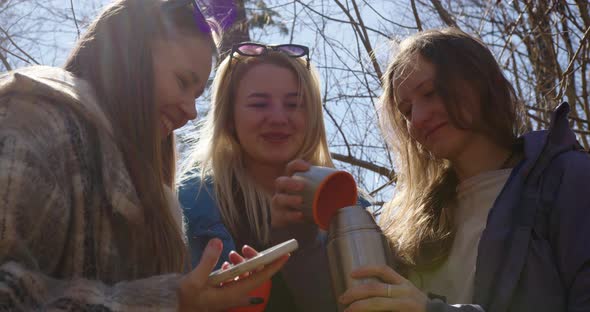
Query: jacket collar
519 102 580 181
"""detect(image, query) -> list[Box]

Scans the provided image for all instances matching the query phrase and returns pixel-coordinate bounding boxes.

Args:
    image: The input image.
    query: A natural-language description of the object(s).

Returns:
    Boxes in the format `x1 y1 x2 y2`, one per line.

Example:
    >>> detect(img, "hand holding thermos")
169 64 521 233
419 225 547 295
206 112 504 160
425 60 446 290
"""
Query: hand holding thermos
272 159 429 311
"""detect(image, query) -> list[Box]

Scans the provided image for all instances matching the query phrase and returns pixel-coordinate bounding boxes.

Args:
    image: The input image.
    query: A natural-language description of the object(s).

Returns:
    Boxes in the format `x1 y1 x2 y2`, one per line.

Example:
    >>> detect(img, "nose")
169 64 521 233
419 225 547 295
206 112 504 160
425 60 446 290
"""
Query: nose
267 101 289 125
409 99 434 131
180 97 198 121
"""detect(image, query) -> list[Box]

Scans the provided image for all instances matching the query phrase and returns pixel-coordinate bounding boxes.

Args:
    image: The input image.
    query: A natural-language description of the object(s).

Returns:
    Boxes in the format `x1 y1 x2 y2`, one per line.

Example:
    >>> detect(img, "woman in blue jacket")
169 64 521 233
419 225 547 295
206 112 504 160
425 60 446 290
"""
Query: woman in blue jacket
178 42 341 311
277 28 590 311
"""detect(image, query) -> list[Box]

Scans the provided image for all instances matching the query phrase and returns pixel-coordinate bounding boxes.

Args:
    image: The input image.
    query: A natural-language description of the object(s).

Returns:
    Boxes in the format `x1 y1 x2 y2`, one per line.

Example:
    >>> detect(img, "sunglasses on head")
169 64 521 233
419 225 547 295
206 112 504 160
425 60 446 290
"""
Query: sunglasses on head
230 42 310 69
162 0 211 34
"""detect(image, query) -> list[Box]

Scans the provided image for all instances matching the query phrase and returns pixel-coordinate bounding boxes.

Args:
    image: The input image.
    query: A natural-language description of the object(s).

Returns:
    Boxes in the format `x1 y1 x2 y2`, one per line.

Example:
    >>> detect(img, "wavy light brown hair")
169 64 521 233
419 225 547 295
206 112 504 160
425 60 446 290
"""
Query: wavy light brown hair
64 0 217 276
180 51 333 247
378 28 523 270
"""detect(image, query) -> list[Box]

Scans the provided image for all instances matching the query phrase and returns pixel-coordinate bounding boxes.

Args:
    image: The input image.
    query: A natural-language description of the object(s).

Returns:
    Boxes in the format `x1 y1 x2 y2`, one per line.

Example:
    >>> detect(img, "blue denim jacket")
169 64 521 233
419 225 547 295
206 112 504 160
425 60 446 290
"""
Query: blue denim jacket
427 102 590 312
179 177 235 270
179 174 372 311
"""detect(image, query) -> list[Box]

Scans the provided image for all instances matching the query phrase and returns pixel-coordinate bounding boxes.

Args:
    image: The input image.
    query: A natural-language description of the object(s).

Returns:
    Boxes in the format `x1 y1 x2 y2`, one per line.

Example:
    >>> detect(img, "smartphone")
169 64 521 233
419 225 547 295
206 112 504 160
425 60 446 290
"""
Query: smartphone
208 239 298 285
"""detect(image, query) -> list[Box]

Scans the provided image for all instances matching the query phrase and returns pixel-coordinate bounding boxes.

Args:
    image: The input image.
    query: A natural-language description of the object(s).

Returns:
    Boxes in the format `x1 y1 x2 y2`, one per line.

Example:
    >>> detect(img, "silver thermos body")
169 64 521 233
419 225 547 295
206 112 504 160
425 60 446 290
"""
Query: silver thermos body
327 205 394 311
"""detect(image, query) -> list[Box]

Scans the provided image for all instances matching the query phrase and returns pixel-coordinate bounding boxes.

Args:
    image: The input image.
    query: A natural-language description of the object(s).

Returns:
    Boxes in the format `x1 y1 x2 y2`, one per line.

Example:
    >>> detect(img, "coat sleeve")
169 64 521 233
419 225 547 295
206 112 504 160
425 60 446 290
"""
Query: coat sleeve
546 150 590 311
0 95 182 311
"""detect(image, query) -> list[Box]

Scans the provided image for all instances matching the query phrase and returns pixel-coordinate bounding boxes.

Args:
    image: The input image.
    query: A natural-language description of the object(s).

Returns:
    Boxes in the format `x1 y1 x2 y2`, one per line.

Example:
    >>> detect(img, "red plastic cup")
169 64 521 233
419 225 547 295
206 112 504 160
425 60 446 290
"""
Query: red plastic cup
226 280 272 312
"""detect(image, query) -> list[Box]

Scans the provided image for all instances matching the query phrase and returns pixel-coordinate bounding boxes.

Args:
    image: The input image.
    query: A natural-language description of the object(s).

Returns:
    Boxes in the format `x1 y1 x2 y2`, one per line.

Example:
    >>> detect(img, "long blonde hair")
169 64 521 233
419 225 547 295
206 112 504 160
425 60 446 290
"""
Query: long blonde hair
181 51 333 247
378 28 523 270
64 0 217 276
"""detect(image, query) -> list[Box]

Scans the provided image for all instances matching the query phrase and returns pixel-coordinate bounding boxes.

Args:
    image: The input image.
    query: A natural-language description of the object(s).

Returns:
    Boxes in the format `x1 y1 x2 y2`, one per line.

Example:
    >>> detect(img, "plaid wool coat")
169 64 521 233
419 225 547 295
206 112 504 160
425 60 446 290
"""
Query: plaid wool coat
0 66 183 311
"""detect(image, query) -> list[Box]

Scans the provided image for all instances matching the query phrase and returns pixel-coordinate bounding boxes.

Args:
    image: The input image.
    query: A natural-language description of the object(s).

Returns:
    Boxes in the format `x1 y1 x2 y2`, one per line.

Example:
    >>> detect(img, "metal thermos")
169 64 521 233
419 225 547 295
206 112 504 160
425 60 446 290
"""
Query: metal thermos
327 205 394 311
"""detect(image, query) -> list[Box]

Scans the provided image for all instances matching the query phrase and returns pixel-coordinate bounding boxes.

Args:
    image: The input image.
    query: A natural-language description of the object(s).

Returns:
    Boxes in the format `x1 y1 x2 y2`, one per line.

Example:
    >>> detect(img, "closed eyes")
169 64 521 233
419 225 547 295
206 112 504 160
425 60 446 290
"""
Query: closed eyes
249 102 267 108
176 75 188 90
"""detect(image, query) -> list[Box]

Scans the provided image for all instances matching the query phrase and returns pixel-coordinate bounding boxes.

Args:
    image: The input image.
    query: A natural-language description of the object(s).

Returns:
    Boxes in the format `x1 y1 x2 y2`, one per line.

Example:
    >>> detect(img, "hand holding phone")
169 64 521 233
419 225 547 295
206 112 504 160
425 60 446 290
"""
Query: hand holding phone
208 239 298 285
178 239 289 312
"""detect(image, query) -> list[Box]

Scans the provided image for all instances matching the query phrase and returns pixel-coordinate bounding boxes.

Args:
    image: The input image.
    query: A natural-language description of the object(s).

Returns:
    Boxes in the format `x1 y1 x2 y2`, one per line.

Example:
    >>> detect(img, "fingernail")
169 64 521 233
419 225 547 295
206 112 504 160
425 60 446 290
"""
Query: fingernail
249 297 264 305
209 239 222 251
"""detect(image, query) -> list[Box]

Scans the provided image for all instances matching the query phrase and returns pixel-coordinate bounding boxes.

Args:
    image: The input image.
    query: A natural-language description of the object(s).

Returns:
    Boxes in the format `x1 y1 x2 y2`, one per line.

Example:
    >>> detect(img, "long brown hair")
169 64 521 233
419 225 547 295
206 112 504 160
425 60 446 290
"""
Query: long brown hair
379 28 523 270
64 0 217 276
180 52 333 247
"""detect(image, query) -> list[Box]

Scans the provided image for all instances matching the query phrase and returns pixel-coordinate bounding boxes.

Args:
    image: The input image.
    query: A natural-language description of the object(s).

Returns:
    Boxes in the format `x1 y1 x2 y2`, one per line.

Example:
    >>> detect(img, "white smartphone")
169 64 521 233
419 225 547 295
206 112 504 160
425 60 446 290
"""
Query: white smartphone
208 239 298 285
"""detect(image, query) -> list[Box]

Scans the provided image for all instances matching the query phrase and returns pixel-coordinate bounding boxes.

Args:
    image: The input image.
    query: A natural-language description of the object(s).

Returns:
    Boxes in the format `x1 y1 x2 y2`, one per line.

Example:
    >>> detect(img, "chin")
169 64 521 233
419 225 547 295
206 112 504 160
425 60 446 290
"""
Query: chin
430 145 463 162
259 154 295 166
264 158 292 166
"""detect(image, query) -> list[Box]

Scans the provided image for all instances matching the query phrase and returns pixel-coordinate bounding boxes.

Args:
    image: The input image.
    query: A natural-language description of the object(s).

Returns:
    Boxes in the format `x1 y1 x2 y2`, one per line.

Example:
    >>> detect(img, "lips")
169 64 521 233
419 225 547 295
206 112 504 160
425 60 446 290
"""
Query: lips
160 112 187 134
261 132 291 142
425 122 447 140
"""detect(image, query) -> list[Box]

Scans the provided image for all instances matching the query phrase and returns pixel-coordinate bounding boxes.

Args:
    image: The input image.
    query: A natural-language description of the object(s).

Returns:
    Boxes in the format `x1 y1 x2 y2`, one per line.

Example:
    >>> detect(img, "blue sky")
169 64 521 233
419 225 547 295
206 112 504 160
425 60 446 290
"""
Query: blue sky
4 0 568 204
0 0 447 204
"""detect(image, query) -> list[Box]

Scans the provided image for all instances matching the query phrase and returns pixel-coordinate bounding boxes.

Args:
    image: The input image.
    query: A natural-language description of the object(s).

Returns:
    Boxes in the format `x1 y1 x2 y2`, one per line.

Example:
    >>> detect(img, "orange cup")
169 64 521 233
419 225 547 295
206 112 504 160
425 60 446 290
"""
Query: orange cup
227 280 272 312
292 166 358 230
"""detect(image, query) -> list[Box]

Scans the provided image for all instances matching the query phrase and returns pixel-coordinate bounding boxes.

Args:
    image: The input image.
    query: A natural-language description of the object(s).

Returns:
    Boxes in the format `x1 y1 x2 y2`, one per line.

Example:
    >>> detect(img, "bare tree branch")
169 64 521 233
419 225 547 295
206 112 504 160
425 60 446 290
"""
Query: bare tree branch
361 0 418 30
289 1 297 43
559 25 590 90
350 0 383 79
526 104 588 124
0 24 39 65
410 0 423 31
331 152 396 180
294 0 392 38
430 0 458 28
498 2 529 60
576 0 590 29
70 0 80 39
0 45 34 65
324 103 353 156
332 0 382 80
0 51 11 70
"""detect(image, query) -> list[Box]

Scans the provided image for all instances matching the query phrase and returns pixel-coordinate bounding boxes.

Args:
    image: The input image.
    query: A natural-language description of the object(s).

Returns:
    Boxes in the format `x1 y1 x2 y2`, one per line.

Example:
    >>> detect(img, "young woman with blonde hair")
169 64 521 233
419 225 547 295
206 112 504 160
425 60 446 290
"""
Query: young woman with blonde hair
179 43 339 311
0 1 286 310
334 28 590 312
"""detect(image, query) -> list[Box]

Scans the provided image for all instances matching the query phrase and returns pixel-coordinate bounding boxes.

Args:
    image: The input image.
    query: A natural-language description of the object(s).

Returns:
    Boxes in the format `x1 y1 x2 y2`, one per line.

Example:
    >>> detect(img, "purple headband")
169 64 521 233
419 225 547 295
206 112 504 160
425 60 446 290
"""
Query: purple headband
193 0 237 34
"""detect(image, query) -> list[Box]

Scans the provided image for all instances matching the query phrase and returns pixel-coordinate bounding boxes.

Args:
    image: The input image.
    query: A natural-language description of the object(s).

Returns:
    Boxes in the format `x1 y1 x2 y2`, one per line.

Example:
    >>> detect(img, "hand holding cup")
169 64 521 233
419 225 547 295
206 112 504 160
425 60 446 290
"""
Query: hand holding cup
271 159 311 228
271 159 358 230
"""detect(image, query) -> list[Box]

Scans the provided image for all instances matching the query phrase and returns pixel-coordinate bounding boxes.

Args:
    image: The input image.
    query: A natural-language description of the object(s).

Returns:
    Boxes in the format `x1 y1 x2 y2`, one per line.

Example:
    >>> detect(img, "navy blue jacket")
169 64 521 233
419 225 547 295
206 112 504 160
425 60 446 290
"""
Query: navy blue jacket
429 102 590 311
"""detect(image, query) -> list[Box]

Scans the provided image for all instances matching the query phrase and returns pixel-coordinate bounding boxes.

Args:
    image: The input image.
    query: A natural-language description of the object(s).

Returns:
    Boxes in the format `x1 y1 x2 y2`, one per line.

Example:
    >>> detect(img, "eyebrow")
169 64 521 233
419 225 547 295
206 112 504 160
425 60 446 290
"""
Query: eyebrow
398 77 434 104
247 92 270 99
413 77 433 91
246 92 300 99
